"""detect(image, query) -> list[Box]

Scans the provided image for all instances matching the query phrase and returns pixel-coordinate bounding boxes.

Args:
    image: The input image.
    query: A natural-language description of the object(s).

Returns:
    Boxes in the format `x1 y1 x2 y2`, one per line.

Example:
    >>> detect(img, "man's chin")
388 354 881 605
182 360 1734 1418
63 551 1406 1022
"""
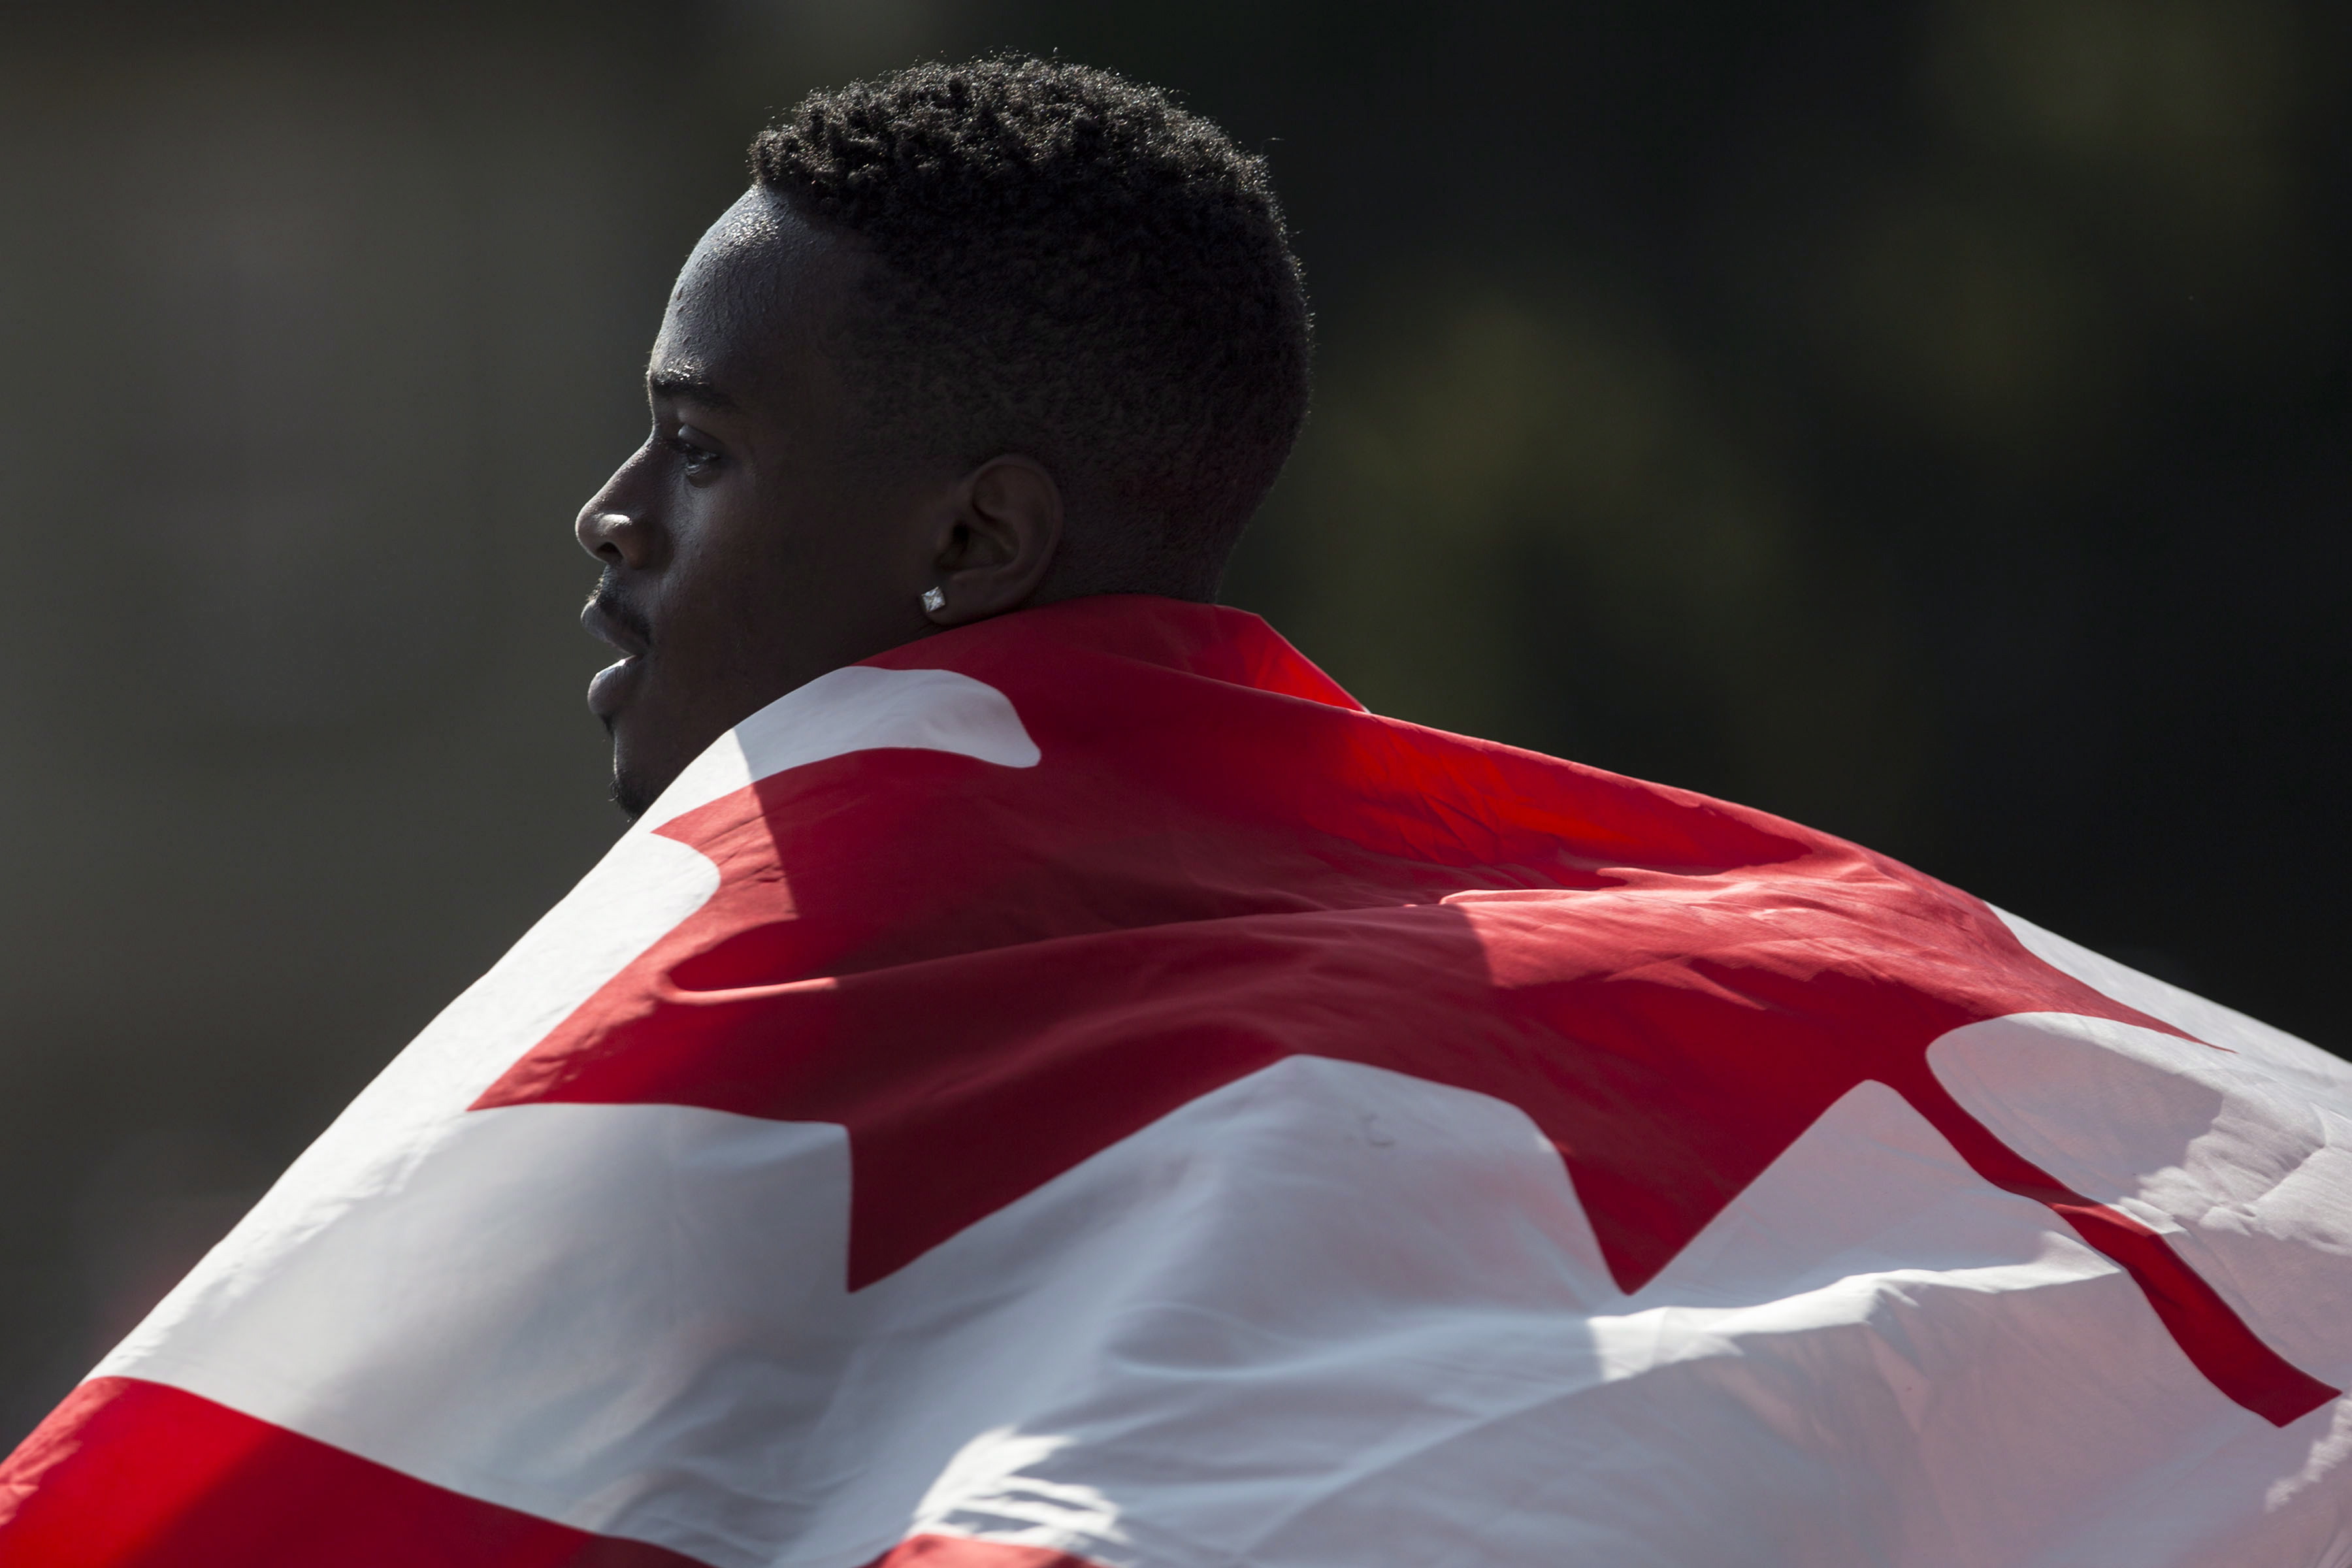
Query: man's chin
609 765 657 823
603 716 659 823
608 725 703 824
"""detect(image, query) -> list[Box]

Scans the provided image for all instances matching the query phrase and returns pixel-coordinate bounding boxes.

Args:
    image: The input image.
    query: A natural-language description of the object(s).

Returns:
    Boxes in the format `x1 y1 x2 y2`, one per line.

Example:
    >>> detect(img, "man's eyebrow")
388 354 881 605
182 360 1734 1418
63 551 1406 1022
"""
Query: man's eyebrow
647 368 739 410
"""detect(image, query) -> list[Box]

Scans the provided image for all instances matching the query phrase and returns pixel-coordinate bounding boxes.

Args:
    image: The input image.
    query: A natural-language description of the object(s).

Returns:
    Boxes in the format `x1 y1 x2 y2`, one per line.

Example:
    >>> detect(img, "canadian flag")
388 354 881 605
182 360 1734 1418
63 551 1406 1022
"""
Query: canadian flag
4 596 2348 1567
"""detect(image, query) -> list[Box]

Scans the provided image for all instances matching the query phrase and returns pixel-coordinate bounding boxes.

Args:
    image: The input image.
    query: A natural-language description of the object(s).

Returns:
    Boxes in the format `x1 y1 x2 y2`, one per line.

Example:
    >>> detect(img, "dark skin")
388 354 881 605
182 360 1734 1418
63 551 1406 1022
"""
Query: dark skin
577 188 1068 819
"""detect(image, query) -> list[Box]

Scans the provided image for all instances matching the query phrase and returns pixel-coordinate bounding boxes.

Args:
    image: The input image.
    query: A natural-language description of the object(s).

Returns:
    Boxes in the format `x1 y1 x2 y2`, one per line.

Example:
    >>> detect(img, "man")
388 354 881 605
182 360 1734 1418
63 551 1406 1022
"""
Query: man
574 55 1305 824
4 54 2349 1568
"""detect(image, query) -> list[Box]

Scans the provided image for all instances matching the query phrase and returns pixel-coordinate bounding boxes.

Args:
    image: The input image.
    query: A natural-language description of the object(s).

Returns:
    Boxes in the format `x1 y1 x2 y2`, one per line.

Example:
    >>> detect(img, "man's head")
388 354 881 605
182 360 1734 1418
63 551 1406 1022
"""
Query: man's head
578 55 1311 818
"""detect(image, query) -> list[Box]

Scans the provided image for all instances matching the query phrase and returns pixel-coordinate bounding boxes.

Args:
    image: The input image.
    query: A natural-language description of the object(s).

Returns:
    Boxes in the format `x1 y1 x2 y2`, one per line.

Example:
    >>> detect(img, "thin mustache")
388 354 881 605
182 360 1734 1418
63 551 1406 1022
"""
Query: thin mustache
587 575 654 648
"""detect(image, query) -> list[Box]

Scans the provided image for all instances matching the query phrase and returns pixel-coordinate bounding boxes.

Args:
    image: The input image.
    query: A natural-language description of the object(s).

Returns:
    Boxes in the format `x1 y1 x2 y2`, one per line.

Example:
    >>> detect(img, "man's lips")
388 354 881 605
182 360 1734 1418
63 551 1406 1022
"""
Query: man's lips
581 595 652 659
582 593 653 723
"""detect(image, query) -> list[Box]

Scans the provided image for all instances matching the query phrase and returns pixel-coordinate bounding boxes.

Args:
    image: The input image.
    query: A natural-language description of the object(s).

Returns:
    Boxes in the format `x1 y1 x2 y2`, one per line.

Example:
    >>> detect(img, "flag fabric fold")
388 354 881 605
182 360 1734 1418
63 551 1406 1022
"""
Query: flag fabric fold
5 595 2349 1567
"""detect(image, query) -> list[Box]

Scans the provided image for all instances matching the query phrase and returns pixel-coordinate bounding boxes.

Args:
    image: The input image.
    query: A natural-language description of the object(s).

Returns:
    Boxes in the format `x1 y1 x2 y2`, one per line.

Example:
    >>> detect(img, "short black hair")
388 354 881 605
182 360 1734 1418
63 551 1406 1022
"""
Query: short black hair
750 54 1311 600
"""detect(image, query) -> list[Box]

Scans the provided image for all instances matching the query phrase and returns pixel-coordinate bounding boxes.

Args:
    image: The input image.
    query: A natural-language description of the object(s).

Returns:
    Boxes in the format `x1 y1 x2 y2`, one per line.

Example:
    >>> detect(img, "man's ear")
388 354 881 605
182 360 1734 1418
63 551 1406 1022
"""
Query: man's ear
920 454 1064 625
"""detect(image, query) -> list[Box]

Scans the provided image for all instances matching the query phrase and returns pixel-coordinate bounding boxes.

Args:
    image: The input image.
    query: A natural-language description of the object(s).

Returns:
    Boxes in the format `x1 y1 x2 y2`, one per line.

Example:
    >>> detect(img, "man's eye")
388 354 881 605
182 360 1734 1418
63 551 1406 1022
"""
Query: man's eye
663 431 721 468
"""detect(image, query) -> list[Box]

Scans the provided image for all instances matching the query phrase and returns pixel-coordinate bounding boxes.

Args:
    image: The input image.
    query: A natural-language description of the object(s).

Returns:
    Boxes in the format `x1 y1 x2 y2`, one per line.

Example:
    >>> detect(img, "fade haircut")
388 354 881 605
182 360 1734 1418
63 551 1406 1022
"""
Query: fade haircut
750 55 1311 600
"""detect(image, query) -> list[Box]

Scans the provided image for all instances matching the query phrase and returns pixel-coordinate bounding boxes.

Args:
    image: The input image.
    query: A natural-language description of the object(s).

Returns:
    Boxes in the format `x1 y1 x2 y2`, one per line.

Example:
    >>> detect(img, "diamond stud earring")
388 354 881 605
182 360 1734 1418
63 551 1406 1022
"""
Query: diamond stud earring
921 586 947 613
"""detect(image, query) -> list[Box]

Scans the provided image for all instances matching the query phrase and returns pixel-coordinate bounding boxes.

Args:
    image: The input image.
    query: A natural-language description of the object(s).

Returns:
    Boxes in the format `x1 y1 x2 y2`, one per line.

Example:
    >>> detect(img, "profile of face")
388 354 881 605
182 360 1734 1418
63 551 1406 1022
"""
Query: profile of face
576 189 1064 819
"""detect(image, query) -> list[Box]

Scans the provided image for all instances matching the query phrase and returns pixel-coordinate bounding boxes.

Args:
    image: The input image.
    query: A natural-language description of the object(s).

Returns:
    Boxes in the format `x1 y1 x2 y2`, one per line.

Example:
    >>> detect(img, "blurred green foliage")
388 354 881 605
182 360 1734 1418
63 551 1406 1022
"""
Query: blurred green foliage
1243 280 1922 847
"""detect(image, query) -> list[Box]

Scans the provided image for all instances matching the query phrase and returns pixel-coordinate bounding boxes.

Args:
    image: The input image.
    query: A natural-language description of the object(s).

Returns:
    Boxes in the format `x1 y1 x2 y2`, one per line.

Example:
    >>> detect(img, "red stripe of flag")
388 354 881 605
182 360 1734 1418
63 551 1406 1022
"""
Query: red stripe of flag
0 1379 700 1568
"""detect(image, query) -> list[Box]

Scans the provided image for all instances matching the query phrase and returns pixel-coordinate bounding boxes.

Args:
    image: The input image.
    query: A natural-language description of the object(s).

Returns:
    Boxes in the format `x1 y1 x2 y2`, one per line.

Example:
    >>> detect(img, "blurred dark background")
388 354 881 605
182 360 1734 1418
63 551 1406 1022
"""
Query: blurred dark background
0 0 2344 1442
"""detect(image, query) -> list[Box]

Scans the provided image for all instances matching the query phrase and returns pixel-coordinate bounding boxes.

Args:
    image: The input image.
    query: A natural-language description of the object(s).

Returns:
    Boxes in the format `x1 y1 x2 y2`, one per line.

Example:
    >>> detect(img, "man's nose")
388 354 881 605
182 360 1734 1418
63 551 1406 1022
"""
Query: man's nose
576 504 656 569
576 451 662 568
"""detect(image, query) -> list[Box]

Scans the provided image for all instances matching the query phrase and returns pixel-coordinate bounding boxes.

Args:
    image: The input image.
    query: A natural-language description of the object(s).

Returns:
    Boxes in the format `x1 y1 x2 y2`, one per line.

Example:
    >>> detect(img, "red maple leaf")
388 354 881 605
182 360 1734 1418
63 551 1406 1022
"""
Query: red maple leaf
481 598 2334 1428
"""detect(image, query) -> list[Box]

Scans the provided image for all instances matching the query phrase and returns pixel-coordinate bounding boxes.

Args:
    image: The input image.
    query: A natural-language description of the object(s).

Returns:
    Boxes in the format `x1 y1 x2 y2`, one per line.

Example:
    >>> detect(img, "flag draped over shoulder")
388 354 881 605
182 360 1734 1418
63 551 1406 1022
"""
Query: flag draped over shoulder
5 595 2349 1568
